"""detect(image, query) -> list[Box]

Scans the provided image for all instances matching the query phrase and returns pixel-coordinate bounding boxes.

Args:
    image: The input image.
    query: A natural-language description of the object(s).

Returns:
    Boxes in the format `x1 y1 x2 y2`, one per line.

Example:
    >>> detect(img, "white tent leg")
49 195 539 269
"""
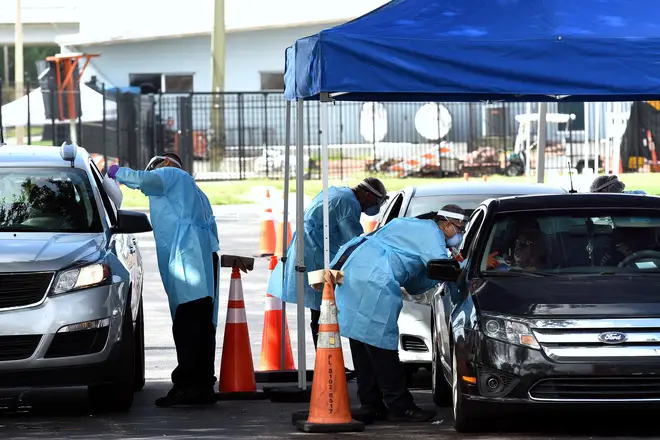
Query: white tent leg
583 102 589 172
537 102 548 184
525 103 532 181
281 100 291 371
295 98 306 389
594 102 600 175
320 94 330 269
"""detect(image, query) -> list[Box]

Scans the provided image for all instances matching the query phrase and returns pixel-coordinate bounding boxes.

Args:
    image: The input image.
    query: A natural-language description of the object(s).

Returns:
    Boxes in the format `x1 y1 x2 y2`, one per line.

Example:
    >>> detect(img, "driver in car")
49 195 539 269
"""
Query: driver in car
488 228 552 271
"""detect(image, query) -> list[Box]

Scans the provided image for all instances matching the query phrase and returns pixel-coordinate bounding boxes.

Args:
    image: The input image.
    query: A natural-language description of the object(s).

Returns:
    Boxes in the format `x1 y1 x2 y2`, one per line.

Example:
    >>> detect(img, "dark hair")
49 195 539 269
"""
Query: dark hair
163 152 183 168
415 211 438 220
590 175 625 193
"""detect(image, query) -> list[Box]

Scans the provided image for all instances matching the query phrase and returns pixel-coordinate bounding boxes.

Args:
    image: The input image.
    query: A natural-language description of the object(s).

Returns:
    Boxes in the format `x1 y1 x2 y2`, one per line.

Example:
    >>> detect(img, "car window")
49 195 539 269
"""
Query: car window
376 192 404 229
404 194 513 218
89 160 118 225
479 208 660 274
460 208 486 255
0 167 103 233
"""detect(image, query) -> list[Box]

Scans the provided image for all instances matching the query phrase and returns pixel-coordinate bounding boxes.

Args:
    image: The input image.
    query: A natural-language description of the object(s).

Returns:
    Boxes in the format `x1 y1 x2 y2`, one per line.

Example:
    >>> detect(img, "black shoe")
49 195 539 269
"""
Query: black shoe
155 387 216 408
360 404 388 421
387 406 437 423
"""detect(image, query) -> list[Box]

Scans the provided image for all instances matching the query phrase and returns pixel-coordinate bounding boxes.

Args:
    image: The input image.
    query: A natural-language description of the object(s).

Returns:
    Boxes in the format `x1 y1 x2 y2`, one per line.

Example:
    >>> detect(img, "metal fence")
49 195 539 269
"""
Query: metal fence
1 80 654 180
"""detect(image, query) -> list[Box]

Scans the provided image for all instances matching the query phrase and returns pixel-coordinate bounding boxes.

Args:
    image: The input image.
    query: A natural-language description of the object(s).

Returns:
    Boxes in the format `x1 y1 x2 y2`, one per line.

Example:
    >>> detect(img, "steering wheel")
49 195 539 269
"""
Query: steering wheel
617 250 660 269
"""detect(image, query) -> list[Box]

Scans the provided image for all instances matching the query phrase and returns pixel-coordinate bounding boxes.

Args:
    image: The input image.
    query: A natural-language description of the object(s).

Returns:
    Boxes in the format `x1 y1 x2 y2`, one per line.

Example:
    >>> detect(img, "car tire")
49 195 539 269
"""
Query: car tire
89 298 136 413
451 348 481 433
431 332 452 407
134 297 146 392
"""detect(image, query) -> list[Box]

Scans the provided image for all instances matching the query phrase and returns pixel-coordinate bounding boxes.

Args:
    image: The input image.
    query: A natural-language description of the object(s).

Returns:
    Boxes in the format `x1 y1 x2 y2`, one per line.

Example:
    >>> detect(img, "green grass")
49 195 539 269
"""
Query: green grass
119 173 660 208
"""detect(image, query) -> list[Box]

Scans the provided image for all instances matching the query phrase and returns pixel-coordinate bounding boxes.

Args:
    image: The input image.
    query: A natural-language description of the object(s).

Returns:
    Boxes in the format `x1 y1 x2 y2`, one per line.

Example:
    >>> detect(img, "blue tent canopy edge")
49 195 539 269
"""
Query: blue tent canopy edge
284 0 660 102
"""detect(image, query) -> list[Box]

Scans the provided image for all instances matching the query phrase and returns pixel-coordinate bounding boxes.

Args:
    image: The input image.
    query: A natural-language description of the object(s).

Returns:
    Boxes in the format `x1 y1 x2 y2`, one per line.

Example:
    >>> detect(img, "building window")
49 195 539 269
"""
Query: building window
260 72 284 91
164 74 194 93
129 73 162 94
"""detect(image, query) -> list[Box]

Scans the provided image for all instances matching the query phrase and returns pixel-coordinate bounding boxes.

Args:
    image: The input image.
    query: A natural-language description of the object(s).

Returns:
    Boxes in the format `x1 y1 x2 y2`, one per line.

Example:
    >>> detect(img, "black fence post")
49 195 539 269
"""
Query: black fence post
102 83 107 172
50 83 56 145
25 75 31 145
238 93 245 180
263 92 269 178
116 91 121 164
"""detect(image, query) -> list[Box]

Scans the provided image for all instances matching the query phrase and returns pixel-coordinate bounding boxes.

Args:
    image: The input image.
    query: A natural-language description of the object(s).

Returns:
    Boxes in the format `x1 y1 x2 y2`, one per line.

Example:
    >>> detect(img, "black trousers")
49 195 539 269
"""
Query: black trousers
310 309 321 350
349 338 415 411
171 253 219 391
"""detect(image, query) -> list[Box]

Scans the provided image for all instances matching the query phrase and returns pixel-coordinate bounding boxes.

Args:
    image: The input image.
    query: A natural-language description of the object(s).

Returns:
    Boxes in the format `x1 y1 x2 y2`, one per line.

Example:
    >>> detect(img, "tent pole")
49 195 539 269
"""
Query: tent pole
320 94 330 269
525 102 532 181
537 102 547 184
594 103 600 175
583 102 589 175
281 100 291 371
295 98 307 390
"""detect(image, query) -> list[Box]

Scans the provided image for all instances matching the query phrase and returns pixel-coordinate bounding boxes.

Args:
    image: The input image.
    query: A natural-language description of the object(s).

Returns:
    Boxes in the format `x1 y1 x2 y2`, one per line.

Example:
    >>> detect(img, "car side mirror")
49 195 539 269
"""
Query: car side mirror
114 210 153 234
427 259 462 282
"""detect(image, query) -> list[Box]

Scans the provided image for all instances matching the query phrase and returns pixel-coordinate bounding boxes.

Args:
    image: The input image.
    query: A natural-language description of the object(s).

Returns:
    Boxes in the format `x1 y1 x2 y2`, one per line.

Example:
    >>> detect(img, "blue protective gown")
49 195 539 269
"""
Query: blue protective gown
331 217 451 350
115 167 221 326
268 186 363 311
625 190 647 194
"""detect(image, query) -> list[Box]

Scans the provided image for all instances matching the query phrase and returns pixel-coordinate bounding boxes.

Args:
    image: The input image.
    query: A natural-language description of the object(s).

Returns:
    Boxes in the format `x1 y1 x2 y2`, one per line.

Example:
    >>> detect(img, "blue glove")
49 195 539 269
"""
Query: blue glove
107 164 119 180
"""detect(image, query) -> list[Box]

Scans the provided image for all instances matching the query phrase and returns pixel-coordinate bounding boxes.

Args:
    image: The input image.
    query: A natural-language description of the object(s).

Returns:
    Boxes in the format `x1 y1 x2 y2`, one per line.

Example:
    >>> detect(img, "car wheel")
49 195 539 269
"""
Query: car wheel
134 297 146 392
431 333 451 407
451 349 481 433
89 298 136 413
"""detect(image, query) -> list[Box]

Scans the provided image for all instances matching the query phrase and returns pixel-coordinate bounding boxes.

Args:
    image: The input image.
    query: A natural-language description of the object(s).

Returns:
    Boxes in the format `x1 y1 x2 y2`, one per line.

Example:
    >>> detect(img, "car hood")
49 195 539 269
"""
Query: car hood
472 276 660 318
0 232 105 272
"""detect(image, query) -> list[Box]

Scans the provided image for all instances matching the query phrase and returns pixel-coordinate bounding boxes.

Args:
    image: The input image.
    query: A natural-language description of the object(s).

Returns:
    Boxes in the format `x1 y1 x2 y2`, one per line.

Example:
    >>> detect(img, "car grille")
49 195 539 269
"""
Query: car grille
45 327 109 359
0 335 42 361
0 272 54 309
529 377 660 401
401 335 428 352
529 318 660 361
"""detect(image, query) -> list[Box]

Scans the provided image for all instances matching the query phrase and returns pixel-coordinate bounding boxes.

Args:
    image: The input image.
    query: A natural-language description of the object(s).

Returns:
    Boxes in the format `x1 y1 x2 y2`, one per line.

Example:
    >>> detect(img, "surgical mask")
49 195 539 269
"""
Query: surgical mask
446 233 463 248
364 204 380 216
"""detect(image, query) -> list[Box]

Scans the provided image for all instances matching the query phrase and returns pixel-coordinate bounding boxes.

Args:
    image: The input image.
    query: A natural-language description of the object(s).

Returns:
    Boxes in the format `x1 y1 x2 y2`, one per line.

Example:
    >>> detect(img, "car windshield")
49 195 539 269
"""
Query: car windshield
405 194 512 218
0 168 103 233
480 208 660 275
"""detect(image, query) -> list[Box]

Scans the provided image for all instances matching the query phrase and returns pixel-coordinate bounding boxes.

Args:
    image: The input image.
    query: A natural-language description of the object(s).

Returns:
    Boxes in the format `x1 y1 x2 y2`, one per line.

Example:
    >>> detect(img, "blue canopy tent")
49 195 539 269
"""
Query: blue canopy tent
278 0 660 390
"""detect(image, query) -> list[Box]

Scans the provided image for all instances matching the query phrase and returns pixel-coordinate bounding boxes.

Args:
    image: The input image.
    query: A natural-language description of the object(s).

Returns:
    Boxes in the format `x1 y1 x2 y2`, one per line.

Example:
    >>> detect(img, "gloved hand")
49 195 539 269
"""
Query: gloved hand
107 164 120 180
324 270 337 286
486 251 500 269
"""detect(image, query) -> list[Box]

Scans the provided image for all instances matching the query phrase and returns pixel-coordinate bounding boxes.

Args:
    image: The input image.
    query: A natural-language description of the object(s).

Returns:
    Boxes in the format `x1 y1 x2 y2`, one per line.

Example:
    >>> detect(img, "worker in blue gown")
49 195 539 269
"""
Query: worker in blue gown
589 175 646 194
268 177 388 349
324 204 468 423
107 153 220 407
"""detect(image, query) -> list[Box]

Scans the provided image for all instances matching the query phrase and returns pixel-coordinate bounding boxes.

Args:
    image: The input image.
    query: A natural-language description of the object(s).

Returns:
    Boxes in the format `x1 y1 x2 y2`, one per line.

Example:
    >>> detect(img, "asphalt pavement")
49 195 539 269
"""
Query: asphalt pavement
2 205 660 438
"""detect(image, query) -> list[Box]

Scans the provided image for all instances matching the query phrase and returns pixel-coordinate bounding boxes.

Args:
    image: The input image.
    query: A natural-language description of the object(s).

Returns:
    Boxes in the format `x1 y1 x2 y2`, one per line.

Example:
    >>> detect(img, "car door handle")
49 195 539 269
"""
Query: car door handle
129 246 136 254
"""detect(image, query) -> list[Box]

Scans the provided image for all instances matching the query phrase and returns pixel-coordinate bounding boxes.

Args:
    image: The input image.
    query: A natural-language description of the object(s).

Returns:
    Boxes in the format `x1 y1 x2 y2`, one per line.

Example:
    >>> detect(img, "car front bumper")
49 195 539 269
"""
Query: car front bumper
398 300 432 364
0 283 127 388
456 330 660 410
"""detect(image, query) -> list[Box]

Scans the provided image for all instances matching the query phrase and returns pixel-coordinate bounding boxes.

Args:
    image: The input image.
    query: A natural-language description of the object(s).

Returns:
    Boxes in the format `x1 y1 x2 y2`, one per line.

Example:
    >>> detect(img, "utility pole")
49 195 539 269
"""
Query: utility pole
210 0 226 168
14 0 25 145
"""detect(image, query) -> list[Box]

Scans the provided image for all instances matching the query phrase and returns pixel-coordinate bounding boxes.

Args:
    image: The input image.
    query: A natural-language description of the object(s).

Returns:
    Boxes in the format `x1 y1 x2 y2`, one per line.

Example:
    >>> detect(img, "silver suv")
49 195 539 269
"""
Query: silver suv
0 143 152 412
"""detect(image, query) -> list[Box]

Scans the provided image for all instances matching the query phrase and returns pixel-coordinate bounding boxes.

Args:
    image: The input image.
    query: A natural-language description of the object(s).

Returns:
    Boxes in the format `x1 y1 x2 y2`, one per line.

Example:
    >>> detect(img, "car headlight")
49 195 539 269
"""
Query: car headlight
401 288 431 305
52 263 110 295
481 315 540 350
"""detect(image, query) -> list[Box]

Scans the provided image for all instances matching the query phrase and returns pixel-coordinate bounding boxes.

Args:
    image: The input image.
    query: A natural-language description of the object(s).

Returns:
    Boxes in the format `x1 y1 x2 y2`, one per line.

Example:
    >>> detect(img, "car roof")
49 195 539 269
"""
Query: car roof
492 193 660 213
0 145 91 170
405 182 566 197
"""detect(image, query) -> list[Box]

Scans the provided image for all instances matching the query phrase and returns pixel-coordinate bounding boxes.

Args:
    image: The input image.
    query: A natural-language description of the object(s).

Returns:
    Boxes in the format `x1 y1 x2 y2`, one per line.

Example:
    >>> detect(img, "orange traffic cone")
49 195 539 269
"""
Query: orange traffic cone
275 193 292 258
464 172 469 181
483 175 488 182
259 190 276 256
362 217 378 233
295 270 365 433
217 266 266 400
259 256 295 371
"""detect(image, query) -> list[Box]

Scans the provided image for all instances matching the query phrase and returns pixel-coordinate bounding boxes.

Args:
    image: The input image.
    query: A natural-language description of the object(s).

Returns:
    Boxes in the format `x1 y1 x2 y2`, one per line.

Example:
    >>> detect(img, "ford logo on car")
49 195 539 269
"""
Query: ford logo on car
598 332 628 344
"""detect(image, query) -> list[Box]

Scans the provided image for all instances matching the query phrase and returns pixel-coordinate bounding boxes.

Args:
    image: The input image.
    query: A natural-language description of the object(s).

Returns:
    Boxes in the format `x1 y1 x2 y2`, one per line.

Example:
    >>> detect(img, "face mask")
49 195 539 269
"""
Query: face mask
364 204 380 216
446 233 463 248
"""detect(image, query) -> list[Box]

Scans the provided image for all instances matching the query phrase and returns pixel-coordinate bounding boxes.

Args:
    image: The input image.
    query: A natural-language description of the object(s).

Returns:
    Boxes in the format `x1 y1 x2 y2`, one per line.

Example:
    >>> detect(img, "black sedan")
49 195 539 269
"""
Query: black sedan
428 193 660 432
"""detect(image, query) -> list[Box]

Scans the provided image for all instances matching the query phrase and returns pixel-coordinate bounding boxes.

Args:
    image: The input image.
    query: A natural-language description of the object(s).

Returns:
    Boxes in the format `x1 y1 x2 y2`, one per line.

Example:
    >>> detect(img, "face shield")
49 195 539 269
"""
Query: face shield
359 181 389 209
145 155 183 171
436 210 468 234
